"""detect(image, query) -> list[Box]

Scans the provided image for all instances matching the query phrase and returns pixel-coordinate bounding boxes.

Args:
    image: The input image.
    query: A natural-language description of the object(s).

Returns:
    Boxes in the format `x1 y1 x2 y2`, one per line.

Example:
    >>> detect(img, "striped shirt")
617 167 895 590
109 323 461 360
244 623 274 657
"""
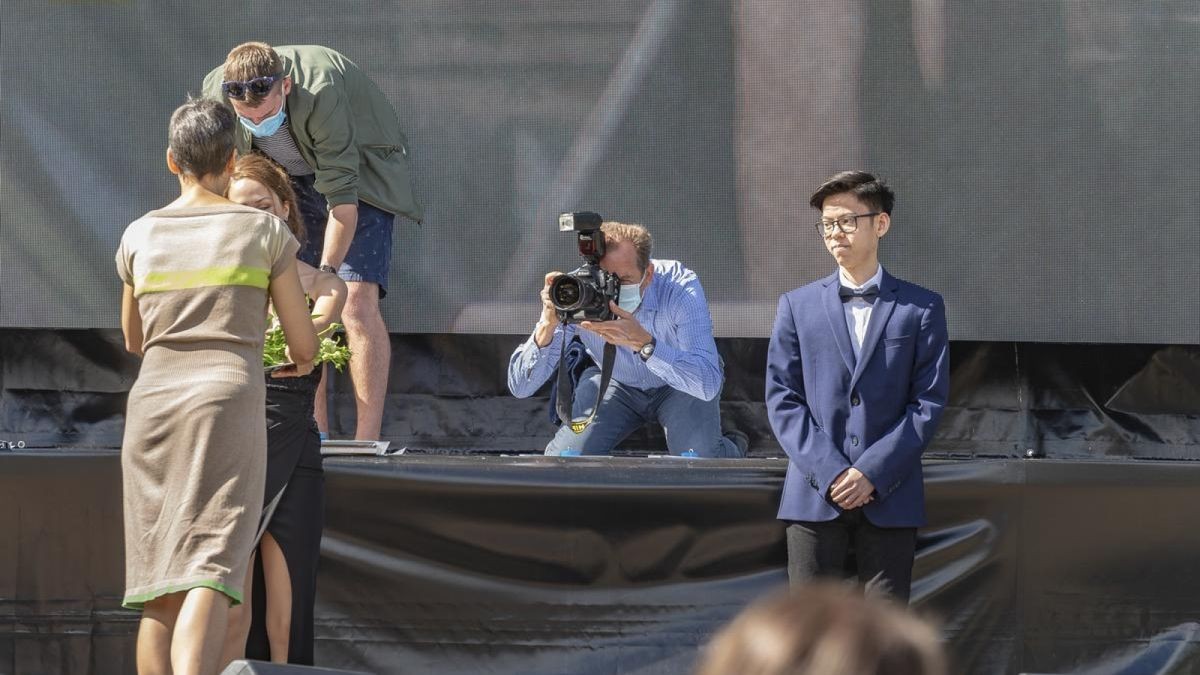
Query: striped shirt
508 259 724 402
251 117 314 176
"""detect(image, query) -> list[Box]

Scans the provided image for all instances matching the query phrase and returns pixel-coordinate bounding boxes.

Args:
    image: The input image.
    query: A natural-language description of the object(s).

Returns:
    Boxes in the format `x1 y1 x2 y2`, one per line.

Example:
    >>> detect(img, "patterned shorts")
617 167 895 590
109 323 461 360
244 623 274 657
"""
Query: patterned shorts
290 174 395 298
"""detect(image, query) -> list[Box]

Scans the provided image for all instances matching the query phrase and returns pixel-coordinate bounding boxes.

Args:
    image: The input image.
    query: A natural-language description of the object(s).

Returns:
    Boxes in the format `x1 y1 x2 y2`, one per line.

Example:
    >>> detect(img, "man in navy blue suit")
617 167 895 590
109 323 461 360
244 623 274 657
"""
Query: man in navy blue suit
765 171 949 602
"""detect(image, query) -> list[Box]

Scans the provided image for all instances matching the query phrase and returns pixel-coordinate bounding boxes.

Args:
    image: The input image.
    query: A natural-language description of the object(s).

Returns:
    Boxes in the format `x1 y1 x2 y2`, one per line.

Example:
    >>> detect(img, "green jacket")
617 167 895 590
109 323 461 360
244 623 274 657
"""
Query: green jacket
203 45 422 222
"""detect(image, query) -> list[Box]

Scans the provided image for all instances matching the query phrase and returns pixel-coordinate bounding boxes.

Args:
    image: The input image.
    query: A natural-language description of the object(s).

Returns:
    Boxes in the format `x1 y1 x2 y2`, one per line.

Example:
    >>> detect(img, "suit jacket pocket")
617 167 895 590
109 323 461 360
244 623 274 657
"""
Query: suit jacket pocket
883 335 913 350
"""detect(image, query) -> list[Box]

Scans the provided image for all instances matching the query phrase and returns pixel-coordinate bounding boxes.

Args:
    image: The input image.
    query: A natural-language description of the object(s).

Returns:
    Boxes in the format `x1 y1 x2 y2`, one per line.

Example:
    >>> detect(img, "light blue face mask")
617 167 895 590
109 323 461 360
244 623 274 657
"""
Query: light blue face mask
617 268 648 313
239 101 287 138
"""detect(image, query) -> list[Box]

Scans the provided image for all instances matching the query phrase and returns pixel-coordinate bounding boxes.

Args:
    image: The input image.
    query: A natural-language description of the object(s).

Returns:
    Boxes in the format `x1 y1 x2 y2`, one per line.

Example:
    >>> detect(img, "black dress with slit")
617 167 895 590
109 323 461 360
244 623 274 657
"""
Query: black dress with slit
245 368 325 665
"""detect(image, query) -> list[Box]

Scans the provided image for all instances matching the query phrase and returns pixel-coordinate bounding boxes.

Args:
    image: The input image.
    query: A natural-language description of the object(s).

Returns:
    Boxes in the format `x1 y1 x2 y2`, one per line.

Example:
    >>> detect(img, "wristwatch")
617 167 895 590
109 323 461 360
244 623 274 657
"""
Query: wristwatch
638 337 656 361
319 263 338 275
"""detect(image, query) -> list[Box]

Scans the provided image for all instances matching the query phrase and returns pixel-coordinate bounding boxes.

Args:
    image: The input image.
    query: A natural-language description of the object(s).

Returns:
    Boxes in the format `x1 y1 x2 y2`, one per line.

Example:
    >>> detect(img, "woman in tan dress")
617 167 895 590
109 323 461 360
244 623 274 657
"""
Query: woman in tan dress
116 98 318 675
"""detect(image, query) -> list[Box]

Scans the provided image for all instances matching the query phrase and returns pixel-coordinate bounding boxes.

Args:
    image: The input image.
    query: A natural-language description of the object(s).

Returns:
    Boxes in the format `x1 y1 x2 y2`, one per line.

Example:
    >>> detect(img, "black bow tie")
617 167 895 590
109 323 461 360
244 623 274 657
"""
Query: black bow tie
839 284 879 304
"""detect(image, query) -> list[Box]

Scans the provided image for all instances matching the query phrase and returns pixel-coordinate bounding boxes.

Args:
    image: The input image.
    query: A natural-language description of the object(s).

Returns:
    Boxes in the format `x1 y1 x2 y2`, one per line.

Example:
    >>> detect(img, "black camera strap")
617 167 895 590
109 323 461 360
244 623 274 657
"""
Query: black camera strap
555 330 616 435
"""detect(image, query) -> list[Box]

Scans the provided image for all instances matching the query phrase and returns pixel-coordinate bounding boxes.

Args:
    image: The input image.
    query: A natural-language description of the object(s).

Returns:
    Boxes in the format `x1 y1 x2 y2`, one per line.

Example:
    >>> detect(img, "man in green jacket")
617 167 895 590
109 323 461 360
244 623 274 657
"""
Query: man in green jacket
203 42 422 442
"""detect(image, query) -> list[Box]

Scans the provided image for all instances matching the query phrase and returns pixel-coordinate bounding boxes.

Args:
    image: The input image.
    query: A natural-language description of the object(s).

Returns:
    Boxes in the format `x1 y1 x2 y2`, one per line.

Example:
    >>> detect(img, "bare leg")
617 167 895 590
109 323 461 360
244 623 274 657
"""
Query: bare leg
219 551 256 669
138 592 184 675
313 364 329 436
260 532 294 662
342 281 390 441
170 587 229 675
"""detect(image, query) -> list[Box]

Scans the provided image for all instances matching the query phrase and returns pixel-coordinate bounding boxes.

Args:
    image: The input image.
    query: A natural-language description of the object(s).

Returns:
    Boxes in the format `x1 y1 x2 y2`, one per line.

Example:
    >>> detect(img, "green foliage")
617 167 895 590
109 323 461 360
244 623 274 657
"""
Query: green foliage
263 314 352 372
314 322 352 372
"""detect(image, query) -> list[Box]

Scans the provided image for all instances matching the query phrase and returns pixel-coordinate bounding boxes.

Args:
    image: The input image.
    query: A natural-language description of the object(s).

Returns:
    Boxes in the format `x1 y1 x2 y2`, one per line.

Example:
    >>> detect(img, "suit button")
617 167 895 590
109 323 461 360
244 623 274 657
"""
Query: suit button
850 435 859 447
851 394 861 406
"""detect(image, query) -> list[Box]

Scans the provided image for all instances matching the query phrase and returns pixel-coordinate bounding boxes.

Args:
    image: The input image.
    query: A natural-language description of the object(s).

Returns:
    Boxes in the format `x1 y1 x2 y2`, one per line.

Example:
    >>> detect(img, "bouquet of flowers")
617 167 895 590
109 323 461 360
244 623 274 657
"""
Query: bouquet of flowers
263 315 352 372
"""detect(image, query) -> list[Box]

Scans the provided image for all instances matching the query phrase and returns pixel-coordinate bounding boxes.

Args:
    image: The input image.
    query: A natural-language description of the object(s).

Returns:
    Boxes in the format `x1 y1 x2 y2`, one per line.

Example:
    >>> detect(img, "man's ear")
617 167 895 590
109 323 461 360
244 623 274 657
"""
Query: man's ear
641 262 654 290
225 150 237 173
282 76 293 97
166 148 181 175
875 212 891 238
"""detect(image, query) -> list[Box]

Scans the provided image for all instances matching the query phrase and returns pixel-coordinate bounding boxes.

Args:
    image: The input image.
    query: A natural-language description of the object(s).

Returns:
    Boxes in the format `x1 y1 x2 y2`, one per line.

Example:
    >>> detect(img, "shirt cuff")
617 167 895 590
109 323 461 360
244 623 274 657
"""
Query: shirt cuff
644 338 676 372
523 325 563 372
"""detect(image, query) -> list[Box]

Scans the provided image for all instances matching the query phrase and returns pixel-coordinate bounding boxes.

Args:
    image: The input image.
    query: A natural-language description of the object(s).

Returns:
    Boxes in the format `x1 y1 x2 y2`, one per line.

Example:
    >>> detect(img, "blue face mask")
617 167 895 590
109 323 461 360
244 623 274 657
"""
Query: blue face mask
239 101 287 138
617 268 648 313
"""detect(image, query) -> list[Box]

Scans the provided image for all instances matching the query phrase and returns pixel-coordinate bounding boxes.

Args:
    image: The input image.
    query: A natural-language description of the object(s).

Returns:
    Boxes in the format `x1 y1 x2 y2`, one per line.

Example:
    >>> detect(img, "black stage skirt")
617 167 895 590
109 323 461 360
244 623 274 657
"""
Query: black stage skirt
246 370 325 665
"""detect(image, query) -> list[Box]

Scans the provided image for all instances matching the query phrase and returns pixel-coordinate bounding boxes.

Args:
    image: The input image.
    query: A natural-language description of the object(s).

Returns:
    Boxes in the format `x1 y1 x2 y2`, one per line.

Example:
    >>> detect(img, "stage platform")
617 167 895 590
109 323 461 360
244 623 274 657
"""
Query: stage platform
4 452 1200 674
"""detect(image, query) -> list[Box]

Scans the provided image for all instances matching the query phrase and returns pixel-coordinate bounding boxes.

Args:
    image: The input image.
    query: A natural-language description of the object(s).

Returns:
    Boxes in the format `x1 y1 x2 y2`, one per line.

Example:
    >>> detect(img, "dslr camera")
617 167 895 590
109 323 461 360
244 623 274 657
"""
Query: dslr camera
550 211 619 323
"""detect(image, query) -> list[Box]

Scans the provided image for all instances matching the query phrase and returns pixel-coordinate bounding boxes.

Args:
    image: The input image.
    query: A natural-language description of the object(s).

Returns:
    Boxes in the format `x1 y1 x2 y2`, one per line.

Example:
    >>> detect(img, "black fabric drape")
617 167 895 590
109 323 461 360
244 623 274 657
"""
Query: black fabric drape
5 453 1200 674
2 330 1198 459
4 330 1200 673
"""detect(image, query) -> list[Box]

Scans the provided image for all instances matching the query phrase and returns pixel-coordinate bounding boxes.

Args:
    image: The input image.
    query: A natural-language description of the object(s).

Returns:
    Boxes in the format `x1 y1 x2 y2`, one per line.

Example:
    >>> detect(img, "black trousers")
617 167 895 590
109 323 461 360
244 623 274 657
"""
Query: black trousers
785 509 917 603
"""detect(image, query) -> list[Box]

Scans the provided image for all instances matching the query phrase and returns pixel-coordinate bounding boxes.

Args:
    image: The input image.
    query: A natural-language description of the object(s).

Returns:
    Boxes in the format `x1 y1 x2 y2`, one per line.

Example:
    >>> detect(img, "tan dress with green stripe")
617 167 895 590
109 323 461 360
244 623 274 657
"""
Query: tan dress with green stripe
115 204 299 609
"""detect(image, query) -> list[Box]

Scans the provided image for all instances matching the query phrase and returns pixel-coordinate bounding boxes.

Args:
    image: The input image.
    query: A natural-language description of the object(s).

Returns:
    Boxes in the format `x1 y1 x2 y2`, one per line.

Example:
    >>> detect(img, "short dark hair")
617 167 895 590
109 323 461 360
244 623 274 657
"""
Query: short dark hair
168 98 236 179
809 171 895 215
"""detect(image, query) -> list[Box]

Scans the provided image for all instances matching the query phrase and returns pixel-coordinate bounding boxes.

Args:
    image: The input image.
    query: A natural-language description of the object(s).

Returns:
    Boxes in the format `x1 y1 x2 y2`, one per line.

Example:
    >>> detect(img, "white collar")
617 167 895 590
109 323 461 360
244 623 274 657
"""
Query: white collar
838 264 883 290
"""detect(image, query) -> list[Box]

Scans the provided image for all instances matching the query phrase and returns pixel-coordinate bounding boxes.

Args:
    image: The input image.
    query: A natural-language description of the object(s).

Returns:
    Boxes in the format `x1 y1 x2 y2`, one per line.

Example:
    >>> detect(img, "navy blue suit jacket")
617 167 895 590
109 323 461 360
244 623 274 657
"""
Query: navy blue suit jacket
766 269 949 527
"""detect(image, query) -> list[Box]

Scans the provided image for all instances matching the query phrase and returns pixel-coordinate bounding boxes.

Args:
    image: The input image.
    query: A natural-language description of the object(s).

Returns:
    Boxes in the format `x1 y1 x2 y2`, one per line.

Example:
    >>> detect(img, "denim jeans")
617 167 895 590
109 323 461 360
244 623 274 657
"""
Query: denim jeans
544 366 742 458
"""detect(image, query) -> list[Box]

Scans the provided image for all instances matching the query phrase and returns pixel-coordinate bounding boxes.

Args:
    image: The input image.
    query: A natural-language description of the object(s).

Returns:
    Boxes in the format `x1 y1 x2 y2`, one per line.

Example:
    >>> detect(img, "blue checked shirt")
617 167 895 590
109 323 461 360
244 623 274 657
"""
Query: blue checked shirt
508 259 724 401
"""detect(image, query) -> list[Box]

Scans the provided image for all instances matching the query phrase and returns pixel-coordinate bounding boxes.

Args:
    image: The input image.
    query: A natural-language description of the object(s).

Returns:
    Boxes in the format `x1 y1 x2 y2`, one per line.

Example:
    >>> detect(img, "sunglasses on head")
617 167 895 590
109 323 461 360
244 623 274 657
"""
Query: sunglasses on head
220 73 285 101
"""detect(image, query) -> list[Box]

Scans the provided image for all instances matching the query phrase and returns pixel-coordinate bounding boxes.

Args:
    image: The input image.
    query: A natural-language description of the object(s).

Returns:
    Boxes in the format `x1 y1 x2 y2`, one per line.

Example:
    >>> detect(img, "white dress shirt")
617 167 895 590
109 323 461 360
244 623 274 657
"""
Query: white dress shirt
839 264 883 361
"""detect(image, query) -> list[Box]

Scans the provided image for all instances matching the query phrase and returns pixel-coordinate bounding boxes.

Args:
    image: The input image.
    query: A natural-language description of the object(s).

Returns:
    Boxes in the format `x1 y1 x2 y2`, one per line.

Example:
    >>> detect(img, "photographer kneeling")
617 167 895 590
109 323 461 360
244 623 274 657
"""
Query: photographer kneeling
507 219 746 458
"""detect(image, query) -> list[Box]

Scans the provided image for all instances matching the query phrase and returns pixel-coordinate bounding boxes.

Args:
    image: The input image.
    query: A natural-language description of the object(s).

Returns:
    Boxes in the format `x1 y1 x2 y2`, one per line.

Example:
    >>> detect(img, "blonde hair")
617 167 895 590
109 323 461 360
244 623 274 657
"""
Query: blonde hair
695 583 947 675
601 221 653 272
221 42 284 105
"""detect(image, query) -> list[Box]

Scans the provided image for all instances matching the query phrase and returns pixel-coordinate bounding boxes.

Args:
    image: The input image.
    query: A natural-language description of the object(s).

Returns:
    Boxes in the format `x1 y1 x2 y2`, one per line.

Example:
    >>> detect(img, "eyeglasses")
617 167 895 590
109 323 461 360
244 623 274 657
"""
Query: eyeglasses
814 212 881 237
220 73 285 101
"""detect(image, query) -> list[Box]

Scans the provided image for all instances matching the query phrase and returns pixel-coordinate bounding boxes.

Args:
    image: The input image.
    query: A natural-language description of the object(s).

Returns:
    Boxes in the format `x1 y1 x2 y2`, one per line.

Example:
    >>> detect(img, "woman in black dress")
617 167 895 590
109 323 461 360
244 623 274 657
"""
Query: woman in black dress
222 154 347 666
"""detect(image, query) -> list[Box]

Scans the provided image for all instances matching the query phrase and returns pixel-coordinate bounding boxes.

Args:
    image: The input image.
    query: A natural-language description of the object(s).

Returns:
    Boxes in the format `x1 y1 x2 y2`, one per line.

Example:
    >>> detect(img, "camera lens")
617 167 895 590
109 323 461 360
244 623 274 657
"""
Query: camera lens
550 275 588 311
556 284 579 305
